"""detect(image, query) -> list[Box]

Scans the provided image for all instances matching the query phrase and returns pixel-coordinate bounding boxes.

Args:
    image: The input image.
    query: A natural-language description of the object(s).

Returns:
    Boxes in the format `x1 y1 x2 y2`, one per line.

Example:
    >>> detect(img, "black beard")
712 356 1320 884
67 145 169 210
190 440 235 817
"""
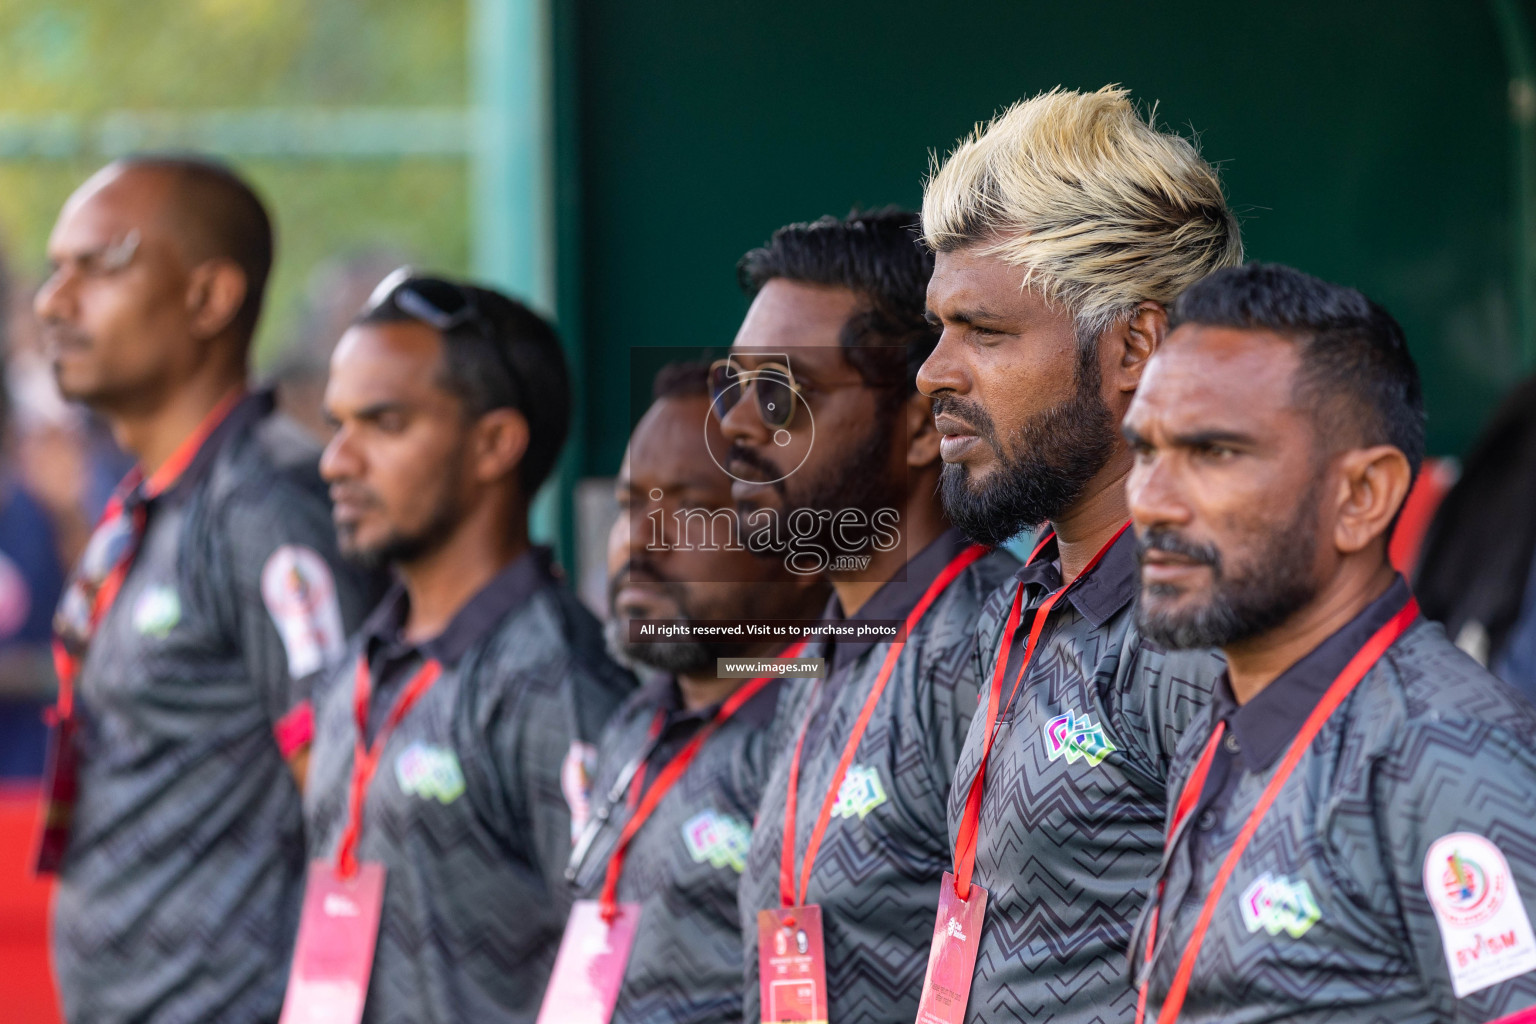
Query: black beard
341 474 466 573
1133 497 1321 650
937 344 1119 547
605 570 723 675
740 403 903 556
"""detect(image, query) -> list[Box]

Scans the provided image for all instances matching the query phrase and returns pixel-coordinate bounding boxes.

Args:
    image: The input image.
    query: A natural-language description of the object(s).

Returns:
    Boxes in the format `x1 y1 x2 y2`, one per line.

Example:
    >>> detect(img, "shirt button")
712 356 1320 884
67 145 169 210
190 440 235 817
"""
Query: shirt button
1197 810 1217 831
1223 732 1241 754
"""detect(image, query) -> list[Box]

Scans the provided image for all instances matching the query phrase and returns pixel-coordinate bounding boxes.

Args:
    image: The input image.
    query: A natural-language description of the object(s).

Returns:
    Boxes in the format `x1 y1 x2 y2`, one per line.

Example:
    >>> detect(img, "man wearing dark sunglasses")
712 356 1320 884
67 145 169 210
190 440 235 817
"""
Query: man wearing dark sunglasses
33 156 377 1024
301 271 634 1024
725 209 1021 1024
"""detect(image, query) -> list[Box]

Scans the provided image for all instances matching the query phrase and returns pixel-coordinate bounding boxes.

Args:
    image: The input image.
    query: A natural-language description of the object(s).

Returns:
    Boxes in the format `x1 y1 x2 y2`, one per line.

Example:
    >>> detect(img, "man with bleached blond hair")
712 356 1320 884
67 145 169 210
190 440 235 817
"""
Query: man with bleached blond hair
911 85 1243 1024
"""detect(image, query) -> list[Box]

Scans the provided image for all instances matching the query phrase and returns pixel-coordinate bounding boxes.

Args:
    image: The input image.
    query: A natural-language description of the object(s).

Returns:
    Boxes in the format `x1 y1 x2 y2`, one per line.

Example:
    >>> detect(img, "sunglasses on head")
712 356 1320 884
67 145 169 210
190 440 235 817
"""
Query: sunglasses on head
708 357 802 430
364 267 525 409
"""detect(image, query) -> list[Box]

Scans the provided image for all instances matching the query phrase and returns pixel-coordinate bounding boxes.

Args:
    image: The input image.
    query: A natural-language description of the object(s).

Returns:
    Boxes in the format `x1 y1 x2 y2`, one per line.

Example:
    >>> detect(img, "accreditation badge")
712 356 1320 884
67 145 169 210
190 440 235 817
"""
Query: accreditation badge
278 861 387 1024
915 873 988 1024
757 905 828 1023
33 714 80 874
537 899 641 1024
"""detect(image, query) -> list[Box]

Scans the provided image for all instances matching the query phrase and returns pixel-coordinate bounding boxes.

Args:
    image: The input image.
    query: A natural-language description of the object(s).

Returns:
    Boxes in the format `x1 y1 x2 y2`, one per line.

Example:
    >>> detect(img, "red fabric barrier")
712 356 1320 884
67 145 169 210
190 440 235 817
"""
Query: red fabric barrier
0 784 61 1023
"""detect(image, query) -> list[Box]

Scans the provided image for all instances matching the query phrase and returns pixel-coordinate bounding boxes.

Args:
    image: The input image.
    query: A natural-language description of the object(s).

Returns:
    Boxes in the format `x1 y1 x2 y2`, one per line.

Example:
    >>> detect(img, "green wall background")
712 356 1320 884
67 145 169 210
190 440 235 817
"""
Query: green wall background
568 0 1520 478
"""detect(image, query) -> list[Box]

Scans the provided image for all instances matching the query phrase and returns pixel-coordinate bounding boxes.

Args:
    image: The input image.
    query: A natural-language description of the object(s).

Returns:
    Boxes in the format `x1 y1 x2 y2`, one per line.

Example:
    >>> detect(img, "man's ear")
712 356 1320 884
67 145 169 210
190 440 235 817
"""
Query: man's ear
1331 444 1412 555
185 260 249 340
1107 301 1167 394
905 392 941 470
472 407 531 485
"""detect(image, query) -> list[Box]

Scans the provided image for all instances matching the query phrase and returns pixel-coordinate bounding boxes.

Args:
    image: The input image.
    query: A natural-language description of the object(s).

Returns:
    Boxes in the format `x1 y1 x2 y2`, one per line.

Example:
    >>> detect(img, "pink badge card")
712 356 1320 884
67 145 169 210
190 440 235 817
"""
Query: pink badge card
33 716 80 875
757 905 829 1024
914 873 988 1024
278 861 387 1024
537 899 641 1024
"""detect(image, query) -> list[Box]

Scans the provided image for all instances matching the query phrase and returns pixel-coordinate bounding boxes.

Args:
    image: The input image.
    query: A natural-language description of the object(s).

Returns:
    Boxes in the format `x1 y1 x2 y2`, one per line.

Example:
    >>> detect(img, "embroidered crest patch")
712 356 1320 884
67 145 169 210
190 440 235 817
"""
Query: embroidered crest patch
682 809 752 872
1043 710 1117 766
132 585 181 637
394 742 465 804
1241 872 1322 938
832 764 887 820
261 545 345 679
1424 832 1536 997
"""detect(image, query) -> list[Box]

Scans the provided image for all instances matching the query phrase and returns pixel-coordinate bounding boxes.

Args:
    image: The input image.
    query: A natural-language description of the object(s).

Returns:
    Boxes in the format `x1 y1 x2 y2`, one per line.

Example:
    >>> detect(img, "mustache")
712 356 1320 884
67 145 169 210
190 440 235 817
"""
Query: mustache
607 558 681 606
724 442 781 480
329 483 382 509
39 321 92 350
931 395 998 445
1136 528 1222 570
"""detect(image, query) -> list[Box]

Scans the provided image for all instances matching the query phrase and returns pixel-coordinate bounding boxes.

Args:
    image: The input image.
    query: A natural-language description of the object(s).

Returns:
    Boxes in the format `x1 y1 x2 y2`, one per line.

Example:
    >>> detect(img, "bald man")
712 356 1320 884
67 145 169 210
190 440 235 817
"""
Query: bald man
33 157 376 1024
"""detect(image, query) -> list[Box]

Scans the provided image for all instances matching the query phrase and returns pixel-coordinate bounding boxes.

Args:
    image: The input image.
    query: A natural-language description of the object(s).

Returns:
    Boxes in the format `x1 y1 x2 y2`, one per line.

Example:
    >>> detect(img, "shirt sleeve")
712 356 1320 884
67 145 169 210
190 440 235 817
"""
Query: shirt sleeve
220 477 367 755
1120 633 1224 783
1382 719 1536 1022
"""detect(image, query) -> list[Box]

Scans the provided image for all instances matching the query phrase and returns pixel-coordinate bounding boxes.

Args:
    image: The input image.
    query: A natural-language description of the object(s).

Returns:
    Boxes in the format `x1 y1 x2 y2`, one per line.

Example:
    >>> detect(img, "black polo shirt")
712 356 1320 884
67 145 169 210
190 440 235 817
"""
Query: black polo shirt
739 529 1021 1024
570 672 782 1024
305 548 636 1024
1137 577 1536 1022
948 528 1223 1024
52 392 376 1024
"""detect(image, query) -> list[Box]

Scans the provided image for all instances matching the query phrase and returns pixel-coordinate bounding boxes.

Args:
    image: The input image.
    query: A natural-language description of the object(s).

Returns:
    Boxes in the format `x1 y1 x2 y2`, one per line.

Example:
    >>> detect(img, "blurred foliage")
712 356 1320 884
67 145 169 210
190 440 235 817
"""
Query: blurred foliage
0 0 471 366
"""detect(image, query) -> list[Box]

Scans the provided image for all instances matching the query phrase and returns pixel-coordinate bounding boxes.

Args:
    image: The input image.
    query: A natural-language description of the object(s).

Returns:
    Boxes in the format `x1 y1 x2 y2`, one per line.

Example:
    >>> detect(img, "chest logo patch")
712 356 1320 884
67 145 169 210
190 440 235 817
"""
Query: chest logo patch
394 742 465 805
1424 832 1536 997
132 585 181 637
1044 710 1117 766
682 809 751 873
1241 872 1322 938
832 763 887 820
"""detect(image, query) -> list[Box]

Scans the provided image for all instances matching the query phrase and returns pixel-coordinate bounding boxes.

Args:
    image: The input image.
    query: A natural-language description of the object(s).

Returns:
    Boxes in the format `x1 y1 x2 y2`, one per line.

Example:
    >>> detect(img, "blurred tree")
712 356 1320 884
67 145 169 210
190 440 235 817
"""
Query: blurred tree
0 0 472 367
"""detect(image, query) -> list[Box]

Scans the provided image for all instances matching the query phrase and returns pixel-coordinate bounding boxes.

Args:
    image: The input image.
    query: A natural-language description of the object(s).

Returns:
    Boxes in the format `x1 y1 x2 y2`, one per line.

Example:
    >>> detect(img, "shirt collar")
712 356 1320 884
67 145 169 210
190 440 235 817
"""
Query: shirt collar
1009 525 1137 629
634 672 784 731
134 390 271 508
1222 575 1412 773
826 527 973 676
362 546 556 668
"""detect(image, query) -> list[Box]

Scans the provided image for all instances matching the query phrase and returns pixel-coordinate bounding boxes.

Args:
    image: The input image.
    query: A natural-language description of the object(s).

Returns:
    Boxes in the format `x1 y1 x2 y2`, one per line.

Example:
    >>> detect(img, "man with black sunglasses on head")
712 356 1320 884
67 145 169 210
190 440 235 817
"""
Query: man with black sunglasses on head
295 271 635 1024
33 157 376 1024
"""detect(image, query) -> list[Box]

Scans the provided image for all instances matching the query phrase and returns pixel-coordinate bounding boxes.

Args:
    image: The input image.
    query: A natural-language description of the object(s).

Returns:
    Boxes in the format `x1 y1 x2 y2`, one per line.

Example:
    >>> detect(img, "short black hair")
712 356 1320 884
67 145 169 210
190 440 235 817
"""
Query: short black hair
651 360 711 401
359 276 571 495
737 207 934 397
1171 262 1425 478
115 155 274 341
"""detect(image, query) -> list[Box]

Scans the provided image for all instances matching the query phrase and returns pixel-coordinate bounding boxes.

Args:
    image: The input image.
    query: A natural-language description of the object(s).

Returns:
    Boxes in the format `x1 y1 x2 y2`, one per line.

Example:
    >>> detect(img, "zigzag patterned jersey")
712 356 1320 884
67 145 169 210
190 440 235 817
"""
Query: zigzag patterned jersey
305 550 636 1024
1137 579 1536 1022
948 528 1222 1024
572 673 783 1024
738 529 1021 1024
51 393 378 1024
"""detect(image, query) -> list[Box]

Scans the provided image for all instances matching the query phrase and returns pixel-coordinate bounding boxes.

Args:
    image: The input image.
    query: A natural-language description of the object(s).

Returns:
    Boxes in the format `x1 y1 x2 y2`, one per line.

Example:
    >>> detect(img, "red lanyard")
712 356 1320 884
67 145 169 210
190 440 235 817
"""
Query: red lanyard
51 390 246 720
778 543 989 908
1135 595 1421 1024
950 522 1130 901
337 655 445 879
597 639 810 921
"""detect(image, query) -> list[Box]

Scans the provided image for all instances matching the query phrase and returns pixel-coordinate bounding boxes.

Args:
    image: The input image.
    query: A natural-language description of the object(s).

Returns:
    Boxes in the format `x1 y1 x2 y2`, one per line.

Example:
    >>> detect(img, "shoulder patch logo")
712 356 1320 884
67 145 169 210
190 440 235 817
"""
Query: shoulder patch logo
1424 832 1536 997
394 742 465 804
562 741 597 842
682 809 752 873
832 763 887 820
132 585 181 637
1241 872 1322 938
1044 710 1117 766
261 545 345 679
